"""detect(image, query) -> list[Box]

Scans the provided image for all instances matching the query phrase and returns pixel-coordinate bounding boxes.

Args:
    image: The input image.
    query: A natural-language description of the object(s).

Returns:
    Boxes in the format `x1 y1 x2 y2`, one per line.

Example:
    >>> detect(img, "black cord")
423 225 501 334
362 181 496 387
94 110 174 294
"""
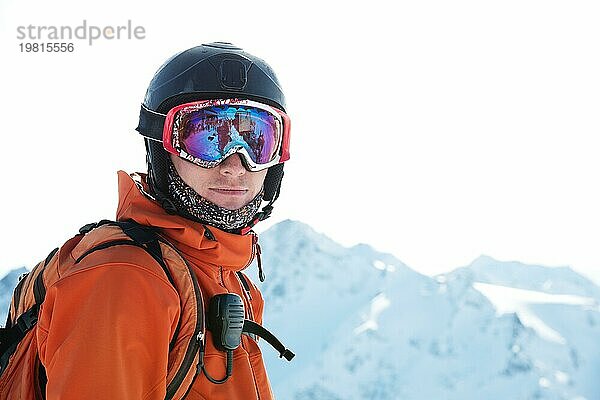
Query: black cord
202 350 233 384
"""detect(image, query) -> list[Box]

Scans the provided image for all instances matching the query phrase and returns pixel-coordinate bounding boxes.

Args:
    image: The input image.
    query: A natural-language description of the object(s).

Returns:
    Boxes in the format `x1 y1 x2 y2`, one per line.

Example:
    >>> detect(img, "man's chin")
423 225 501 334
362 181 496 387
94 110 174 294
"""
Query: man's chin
206 190 252 210
205 196 249 211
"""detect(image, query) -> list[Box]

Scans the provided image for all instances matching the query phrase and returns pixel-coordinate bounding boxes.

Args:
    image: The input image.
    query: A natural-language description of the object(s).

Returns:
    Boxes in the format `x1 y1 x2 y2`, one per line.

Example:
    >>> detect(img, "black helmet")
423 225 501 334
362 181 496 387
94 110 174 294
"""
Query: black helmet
136 42 288 228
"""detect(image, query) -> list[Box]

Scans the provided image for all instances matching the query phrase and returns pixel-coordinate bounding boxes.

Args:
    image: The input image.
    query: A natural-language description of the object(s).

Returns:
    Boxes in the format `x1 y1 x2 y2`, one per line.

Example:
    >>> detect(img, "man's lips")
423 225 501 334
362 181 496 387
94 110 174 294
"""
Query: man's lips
209 187 249 195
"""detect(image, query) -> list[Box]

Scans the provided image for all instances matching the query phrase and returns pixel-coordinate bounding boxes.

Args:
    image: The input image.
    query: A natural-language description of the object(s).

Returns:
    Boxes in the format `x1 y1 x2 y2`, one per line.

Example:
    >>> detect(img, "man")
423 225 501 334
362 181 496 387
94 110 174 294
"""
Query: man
35 42 291 399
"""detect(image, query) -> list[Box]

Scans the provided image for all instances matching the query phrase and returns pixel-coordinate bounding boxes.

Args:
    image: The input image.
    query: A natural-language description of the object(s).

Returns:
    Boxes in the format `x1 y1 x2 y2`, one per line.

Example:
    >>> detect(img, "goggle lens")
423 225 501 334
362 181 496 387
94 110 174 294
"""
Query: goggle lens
172 103 283 167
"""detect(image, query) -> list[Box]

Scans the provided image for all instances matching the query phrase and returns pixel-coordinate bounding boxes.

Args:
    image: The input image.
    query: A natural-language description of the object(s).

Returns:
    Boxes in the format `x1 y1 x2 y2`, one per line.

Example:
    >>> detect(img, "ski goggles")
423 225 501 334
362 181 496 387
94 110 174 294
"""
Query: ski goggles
139 98 290 171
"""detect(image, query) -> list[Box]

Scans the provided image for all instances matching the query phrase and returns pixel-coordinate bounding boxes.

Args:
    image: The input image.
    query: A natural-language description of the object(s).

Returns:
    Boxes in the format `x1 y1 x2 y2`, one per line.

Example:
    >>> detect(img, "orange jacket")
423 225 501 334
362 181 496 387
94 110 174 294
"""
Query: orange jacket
36 171 274 400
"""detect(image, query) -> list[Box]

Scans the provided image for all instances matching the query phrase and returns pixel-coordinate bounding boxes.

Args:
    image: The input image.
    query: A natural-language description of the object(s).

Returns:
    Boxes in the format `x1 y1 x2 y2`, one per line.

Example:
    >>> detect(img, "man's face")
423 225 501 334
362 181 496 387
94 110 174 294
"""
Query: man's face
170 153 268 210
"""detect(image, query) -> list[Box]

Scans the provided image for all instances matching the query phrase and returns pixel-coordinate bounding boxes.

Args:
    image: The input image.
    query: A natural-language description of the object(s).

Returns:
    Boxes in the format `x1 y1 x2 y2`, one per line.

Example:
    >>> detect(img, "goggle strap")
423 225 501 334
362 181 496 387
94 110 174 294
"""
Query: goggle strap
258 204 274 221
136 104 166 142
240 203 274 235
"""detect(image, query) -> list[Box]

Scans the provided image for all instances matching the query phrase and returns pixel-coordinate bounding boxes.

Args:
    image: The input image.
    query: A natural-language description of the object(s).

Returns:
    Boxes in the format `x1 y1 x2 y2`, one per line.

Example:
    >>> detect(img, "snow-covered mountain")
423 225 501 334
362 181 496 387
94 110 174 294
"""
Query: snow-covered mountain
1 220 599 399
255 221 600 400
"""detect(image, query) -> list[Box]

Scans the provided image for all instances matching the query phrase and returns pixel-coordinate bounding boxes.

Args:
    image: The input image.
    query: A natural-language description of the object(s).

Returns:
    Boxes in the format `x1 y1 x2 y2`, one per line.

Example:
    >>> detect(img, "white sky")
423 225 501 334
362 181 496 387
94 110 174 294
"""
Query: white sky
1 0 599 285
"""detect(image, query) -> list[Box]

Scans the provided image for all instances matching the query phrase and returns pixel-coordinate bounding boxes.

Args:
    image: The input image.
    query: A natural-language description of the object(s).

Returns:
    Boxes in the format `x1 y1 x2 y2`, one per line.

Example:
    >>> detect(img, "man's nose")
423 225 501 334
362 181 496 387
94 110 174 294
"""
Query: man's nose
219 153 246 176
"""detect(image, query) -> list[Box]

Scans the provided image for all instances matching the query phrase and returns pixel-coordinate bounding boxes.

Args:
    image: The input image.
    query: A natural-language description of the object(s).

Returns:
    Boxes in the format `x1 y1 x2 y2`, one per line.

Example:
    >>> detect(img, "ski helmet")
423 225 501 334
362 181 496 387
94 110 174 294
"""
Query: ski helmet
136 42 288 229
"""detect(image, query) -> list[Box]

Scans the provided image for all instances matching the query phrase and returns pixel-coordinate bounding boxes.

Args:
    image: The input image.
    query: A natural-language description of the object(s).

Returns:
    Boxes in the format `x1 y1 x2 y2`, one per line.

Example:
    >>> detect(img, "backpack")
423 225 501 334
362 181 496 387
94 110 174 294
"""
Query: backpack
0 220 205 400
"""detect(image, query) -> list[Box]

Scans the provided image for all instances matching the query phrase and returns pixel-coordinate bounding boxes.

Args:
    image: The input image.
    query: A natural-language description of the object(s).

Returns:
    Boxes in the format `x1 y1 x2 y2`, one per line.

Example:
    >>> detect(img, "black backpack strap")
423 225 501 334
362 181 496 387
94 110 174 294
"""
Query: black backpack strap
1 243 60 374
78 219 114 235
32 247 58 305
75 220 170 280
0 305 40 352
0 304 40 373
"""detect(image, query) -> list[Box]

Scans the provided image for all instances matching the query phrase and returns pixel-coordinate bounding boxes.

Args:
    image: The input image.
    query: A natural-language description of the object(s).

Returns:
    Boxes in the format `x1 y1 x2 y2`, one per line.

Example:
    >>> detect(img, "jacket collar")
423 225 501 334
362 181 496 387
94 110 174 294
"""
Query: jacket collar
115 170 256 272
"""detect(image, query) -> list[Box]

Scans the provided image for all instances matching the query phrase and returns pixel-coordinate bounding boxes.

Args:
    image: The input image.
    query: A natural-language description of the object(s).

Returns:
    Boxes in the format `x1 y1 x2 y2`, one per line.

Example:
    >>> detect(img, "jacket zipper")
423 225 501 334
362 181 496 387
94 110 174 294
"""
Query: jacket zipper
236 273 256 323
241 233 258 271
219 266 226 288
256 241 265 282
241 232 265 282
